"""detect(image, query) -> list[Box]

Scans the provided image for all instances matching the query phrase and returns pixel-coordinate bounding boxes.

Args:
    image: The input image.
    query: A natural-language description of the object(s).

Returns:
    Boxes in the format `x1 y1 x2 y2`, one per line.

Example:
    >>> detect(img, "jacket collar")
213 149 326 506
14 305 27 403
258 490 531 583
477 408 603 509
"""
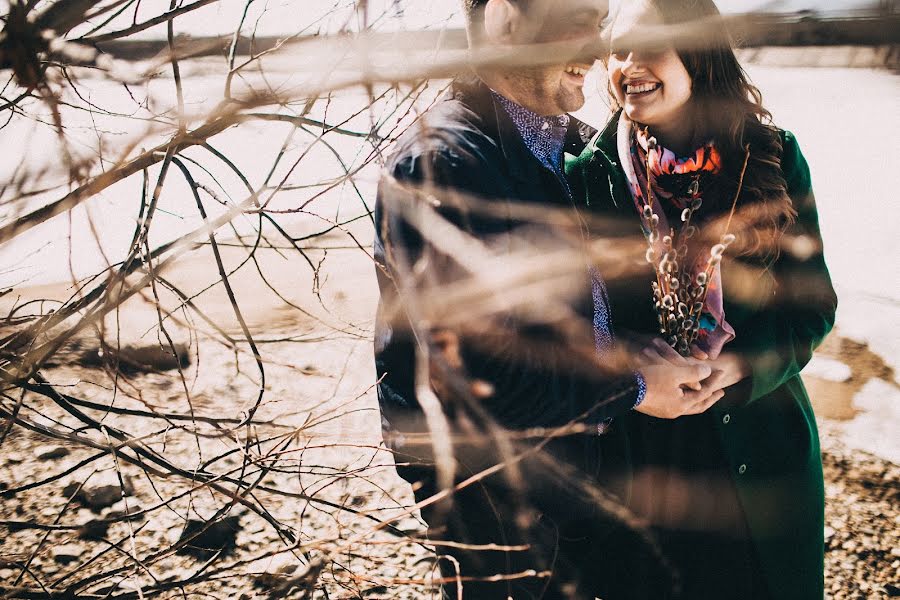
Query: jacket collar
595 108 622 161
450 75 596 186
593 109 629 210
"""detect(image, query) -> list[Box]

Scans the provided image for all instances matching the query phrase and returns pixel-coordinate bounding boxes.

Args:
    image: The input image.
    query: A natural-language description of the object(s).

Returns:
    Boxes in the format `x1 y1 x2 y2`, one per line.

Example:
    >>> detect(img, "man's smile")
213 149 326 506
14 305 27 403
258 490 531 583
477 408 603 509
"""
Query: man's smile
563 64 591 85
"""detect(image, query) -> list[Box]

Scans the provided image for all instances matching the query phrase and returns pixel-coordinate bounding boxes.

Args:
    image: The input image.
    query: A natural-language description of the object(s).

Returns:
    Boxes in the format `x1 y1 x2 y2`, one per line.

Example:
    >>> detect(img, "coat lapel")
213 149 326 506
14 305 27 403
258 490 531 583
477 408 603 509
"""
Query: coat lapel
594 111 631 212
453 76 595 208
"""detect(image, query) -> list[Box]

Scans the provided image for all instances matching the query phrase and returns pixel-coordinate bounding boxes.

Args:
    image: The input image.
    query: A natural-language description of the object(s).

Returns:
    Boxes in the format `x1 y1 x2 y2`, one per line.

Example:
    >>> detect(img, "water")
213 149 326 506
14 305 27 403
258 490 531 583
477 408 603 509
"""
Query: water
746 65 900 367
4 62 898 340
0 69 393 288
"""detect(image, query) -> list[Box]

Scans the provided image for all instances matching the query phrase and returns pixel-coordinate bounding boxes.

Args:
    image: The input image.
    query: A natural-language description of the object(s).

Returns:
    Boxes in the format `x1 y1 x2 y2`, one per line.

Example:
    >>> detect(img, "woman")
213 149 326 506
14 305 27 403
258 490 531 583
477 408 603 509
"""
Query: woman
566 1 837 598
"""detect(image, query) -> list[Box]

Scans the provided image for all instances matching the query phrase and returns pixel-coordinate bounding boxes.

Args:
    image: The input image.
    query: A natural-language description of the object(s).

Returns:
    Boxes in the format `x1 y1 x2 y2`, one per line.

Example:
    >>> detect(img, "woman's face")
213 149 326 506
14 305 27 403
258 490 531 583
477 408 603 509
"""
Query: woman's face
607 1 693 129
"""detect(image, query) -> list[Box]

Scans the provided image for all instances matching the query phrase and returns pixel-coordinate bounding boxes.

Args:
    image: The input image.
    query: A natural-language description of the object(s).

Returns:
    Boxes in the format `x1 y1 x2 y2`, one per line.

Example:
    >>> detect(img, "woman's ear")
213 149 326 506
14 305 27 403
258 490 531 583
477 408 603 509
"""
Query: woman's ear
483 0 520 42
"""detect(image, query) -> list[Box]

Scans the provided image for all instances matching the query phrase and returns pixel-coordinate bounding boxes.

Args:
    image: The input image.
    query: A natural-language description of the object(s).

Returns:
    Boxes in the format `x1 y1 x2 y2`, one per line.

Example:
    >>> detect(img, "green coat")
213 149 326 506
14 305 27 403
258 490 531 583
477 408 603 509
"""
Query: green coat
566 115 838 600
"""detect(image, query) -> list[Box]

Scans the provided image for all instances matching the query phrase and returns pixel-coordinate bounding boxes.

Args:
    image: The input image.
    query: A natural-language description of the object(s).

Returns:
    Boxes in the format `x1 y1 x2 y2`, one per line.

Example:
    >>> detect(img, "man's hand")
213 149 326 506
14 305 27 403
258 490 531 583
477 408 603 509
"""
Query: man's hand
636 361 720 419
429 329 494 400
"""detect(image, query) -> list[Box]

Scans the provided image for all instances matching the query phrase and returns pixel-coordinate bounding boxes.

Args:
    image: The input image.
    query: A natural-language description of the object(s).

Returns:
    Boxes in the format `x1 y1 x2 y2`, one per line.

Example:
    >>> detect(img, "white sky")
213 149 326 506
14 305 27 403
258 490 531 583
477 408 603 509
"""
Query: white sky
29 0 879 41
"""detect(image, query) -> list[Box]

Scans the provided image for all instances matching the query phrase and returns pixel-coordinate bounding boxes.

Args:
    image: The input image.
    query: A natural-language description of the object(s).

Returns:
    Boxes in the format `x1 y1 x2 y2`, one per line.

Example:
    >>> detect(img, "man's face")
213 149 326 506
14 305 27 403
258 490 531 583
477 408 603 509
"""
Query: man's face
504 0 609 115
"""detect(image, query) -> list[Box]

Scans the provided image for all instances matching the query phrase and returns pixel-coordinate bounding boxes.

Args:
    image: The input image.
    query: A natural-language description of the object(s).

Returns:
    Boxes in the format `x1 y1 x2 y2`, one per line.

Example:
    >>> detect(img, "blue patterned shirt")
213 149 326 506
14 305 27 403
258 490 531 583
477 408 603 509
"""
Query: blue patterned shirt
492 91 646 422
492 91 570 176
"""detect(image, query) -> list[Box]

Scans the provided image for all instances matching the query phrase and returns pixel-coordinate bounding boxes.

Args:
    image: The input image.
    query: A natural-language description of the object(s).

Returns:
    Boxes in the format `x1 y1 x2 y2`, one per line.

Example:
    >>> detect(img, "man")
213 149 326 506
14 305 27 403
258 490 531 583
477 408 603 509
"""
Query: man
373 1 714 597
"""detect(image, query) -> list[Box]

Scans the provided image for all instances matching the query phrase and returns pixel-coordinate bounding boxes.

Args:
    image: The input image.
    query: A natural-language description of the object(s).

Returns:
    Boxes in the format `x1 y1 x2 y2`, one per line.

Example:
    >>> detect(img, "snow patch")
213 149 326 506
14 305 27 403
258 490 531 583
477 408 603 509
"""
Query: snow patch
804 356 853 383
839 379 900 464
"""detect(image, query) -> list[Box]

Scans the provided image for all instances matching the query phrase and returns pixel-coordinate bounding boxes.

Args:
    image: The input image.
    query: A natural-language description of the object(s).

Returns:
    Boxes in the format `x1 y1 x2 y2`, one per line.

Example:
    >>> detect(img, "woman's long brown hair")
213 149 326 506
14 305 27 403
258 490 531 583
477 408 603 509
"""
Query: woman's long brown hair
610 0 797 259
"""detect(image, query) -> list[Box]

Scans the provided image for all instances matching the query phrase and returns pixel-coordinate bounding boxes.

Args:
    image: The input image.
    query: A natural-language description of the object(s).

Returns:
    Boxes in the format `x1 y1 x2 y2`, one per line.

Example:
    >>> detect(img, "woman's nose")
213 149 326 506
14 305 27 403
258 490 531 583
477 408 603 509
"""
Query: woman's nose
620 51 642 74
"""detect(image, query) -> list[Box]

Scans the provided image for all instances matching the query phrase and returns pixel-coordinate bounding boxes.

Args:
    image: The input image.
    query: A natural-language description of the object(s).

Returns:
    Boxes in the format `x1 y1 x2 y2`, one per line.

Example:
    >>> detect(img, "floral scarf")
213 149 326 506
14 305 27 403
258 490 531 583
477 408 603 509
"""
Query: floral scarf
616 114 735 359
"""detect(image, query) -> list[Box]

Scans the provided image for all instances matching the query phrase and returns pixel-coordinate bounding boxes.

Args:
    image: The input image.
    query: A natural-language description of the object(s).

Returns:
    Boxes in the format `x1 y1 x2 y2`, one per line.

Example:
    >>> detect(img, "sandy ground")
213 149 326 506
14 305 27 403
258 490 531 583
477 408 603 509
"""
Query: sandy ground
1 237 898 598
0 242 436 598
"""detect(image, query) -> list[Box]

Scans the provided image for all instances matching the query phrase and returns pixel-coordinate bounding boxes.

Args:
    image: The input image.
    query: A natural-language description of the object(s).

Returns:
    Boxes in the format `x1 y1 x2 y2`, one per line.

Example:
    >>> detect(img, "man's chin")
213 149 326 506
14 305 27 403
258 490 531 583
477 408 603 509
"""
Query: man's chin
558 90 586 114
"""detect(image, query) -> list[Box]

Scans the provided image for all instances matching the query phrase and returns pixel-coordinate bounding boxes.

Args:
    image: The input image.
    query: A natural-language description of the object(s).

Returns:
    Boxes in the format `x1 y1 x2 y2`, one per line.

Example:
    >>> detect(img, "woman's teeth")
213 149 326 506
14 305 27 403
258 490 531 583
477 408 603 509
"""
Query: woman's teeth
565 66 588 77
626 82 661 94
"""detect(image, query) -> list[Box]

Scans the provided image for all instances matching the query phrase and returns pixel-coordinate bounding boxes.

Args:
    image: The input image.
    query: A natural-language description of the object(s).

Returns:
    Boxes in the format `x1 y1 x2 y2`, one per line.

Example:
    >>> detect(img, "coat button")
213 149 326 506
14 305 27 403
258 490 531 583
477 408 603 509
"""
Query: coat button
738 464 748 475
722 414 731 424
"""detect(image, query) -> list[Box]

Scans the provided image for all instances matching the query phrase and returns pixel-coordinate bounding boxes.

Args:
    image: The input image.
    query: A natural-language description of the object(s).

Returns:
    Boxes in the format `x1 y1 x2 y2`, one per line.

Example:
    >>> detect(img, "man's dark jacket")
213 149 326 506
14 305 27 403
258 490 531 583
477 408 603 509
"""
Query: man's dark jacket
373 76 643 483
371 77 677 600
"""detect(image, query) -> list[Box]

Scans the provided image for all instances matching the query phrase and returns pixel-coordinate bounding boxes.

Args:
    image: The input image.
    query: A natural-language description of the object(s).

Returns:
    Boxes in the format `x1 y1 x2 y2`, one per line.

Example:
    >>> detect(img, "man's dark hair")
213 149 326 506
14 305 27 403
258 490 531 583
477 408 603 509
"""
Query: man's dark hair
463 0 488 20
463 0 533 23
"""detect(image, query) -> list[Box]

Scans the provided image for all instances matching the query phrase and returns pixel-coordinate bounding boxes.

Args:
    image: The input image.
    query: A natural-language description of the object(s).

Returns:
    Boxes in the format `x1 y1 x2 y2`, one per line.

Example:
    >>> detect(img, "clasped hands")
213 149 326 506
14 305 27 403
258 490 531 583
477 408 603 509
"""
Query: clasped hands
634 338 751 420
426 328 750 421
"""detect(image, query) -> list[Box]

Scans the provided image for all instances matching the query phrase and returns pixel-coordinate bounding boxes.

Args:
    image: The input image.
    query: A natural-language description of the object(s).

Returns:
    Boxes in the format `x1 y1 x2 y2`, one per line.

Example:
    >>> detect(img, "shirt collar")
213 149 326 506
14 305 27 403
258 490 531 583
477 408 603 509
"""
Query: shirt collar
490 90 570 172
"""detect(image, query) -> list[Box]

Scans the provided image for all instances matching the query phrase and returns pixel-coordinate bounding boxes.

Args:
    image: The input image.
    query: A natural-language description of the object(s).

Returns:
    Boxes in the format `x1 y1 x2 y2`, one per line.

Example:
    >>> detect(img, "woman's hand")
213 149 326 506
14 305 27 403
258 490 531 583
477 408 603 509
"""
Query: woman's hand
639 339 750 391
632 338 749 419
638 338 705 389
699 351 751 396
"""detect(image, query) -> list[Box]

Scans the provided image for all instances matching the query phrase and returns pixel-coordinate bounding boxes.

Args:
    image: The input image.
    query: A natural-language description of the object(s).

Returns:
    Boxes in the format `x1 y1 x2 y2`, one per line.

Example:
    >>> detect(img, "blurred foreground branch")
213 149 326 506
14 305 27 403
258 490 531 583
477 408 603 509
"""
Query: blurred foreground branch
0 1 894 597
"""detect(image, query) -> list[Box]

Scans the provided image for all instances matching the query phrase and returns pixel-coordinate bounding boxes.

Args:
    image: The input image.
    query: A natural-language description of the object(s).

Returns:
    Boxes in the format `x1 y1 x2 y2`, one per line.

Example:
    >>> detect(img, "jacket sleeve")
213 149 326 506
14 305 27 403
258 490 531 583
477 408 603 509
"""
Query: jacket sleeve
728 131 838 402
374 141 642 431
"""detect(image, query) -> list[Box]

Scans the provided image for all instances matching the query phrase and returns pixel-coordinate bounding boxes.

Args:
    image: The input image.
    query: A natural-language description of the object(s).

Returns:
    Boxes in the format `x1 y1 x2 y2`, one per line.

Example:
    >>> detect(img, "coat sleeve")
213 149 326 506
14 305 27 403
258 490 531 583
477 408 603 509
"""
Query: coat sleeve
729 131 838 402
374 140 642 431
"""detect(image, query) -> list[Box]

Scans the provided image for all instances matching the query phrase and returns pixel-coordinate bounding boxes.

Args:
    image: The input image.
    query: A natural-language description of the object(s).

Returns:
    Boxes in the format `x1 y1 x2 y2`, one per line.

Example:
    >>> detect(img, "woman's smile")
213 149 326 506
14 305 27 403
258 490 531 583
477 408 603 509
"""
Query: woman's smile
624 79 662 97
607 1 694 146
